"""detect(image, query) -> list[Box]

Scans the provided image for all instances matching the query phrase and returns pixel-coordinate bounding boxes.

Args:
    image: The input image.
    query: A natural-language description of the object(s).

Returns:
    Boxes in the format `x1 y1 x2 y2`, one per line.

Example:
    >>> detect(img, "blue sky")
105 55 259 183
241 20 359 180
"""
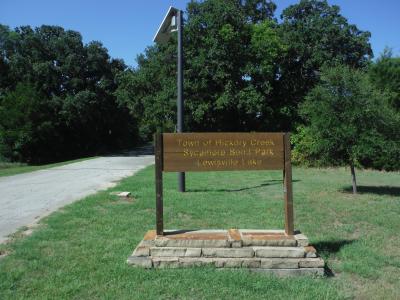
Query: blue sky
1 0 399 67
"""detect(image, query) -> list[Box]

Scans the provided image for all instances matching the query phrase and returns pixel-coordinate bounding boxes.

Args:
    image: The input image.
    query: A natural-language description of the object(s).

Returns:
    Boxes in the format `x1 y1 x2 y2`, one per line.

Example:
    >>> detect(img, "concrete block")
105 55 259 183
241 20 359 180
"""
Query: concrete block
179 257 215 267
299 258 325 268
117 192 131 197
155 239 229 248
142 230 156 247
249 268 324 277
127 256 152 268
304 246 317 258
294 233 309 246
240 229 297 247
224 258 243 268
228 229 243 248
144 230 157 241
214 258 226 268
213 258 260 268
150 247 187 257
202 248 254 258
240 229 285 234
260 258 299 269
155 230 230 248
212 258 243 268
153 257 180 268
231 241 243 248
213 258 226 268
132 244 150 257
185 248 202 257
254 246 305 258
242 238 297 247
168 229 226 234
141 240 156 247
241 259 261 268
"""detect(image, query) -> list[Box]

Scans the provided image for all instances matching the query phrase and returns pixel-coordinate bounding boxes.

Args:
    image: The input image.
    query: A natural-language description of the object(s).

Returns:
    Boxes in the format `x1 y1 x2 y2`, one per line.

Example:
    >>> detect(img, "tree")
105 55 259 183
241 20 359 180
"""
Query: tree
0 82 53 162
184 0 283 132
116 0 373 137
369 48 400 111
115 0 286 138
298 65 397 194
277 0 372 127
0 25 136 163
115 43 177 140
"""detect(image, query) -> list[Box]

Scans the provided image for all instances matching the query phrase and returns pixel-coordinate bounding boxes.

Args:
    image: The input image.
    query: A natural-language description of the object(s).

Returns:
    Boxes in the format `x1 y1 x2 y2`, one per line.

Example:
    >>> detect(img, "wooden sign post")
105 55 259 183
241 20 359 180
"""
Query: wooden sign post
154 132 294 236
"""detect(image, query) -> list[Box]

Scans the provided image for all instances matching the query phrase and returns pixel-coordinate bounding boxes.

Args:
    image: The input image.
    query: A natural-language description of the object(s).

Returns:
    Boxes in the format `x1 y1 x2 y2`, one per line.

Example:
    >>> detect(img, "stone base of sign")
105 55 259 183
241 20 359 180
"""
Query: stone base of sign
127 229 325 276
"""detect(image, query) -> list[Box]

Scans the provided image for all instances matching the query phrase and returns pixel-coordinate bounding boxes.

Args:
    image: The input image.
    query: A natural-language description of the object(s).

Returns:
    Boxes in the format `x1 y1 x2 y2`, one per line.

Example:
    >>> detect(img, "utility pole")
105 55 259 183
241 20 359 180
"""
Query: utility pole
154 7 186 192
176 10 185 192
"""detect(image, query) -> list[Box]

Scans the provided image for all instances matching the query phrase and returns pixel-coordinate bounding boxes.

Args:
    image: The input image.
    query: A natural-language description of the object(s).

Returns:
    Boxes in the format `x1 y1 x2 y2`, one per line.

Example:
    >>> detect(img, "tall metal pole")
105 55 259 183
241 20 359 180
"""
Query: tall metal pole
177 10 185 192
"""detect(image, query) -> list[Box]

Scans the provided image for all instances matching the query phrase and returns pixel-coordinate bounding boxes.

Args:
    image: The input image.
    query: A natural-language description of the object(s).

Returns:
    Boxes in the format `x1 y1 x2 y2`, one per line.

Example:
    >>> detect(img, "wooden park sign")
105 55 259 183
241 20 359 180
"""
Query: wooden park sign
154 132 294 236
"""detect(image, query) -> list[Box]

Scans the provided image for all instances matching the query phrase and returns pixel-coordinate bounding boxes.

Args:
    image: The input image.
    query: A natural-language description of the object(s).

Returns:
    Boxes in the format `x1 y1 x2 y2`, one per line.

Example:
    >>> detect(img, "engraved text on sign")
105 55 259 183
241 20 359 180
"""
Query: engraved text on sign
162 133 284 172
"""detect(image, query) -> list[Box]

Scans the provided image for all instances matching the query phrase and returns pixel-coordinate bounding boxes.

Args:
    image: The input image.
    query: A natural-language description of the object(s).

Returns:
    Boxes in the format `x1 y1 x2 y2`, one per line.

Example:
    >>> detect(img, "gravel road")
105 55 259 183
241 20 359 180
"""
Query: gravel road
0 149 154 243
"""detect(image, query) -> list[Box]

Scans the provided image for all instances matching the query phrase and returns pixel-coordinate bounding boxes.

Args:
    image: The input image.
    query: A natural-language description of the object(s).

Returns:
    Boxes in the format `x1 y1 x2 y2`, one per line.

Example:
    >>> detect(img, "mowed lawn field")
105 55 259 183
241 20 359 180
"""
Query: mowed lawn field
0 166 399 299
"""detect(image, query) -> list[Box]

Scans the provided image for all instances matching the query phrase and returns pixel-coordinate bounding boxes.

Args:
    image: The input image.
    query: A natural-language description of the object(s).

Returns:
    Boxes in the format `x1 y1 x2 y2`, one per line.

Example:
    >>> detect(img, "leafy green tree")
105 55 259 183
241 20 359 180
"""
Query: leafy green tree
240 0 276 22
116 0 285 138
277 0 372 127
0 83 55 162
298 65 398 194
184 0 282 131
116 0 373 138
369 48 400 111
0 24 136 163
115 43 177 140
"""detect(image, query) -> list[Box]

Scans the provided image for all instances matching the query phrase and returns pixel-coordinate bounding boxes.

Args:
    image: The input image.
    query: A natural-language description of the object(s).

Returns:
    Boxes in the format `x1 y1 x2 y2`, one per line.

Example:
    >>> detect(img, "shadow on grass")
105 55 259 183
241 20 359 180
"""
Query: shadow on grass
341 185 400 196
314 239 355 254
188 180 300 193
314 240 356 277
324 265 335 277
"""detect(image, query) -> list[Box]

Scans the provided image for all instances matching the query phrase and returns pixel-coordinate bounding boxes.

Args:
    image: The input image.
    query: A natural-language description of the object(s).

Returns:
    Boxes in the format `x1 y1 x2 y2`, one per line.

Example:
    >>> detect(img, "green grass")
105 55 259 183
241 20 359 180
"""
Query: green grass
0 157 96 177
0 166 399 299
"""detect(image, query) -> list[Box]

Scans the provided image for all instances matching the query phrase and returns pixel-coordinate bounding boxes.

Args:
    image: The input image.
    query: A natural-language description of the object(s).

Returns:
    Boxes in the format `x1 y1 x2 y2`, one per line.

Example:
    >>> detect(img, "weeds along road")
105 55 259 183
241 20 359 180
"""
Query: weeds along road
0 148 154 243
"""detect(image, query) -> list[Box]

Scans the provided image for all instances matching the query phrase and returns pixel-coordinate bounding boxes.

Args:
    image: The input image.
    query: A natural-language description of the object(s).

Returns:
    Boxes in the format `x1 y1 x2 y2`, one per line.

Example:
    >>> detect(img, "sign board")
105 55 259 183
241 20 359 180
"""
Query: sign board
154 132 294 236
162 133 284 172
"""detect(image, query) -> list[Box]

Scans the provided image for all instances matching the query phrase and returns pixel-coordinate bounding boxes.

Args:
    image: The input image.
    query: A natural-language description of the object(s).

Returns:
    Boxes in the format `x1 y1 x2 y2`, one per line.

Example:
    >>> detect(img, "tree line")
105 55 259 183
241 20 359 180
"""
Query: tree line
1 0 399 176
0 25 137 163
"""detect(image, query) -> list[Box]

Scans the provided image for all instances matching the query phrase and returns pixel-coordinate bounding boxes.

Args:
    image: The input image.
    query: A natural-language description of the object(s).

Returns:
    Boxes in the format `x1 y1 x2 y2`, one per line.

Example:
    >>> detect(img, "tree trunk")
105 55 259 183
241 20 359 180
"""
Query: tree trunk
350 164 357 194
